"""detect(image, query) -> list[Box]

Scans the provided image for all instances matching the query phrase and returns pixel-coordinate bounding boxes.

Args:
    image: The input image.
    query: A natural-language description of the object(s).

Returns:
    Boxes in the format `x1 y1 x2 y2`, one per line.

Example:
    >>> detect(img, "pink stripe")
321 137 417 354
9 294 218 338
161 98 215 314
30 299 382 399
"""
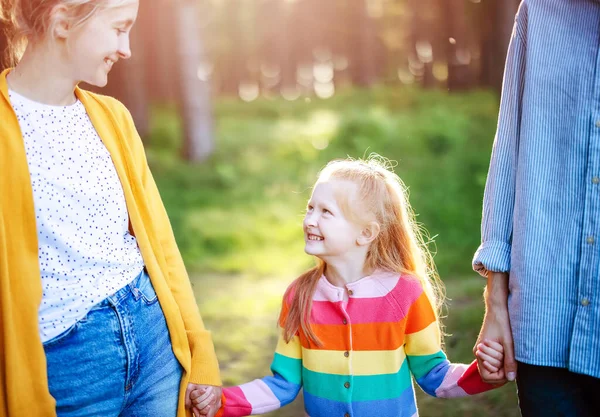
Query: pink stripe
310 298 404 324
309 277 423 324
240 380 281 414
223 386 252 416
435 364 469 398
309 300 345 324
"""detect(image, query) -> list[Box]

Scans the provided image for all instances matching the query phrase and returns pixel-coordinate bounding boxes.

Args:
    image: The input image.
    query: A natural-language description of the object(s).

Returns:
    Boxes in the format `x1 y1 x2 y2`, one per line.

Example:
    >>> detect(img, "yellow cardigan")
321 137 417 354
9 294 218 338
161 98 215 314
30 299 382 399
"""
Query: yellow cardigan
0 68 221 417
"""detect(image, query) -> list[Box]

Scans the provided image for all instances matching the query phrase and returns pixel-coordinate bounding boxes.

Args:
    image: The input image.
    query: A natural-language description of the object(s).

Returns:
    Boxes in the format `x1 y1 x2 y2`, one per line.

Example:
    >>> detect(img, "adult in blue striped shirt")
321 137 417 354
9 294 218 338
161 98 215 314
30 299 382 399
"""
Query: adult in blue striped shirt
472 1 600 416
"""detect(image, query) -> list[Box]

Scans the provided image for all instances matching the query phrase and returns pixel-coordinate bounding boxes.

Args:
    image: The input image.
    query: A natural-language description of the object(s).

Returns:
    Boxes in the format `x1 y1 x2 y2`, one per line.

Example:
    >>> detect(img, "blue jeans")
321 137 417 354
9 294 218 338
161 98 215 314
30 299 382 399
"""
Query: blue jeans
44 270 183 417
516 362 600 417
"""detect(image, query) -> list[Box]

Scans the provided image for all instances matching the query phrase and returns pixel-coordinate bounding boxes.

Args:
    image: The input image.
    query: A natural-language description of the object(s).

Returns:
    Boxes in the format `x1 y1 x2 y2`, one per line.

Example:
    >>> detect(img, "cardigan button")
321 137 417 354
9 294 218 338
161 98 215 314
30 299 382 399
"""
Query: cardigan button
344 382 350 389
344 351 349 357
342 318 348 325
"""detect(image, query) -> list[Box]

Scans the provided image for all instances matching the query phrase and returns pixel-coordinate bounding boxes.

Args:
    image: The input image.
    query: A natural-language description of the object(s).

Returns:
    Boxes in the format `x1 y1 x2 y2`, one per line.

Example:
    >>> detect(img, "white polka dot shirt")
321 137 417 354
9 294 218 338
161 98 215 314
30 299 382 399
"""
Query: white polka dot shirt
9 89 145 343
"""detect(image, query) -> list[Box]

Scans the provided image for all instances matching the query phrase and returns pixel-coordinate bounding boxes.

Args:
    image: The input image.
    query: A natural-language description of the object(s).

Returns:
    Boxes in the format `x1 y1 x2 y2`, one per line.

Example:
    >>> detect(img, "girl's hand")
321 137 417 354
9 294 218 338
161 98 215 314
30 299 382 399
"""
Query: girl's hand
476 339 504 374
473 272 517 384
185 384 222 417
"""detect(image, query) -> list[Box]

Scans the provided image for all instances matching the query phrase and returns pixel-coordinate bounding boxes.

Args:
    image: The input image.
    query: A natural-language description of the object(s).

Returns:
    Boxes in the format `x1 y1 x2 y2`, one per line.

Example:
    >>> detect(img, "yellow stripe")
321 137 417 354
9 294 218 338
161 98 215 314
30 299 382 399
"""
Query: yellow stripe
404 321 440 356
302 345 407 376
275 328 302 359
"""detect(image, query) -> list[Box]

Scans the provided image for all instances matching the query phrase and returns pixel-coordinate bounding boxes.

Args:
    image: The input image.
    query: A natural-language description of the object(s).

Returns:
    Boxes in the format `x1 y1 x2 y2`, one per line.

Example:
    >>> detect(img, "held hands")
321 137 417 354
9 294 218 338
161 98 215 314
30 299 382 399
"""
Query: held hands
475 340 505 380
185 383 222 417
473 271 517 384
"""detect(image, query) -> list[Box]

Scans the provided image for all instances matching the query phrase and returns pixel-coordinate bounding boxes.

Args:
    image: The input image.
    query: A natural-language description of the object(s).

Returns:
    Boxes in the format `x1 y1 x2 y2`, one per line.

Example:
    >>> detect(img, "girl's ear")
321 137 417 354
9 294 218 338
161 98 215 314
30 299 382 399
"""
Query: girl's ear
51 5 71 39
357 221 380 246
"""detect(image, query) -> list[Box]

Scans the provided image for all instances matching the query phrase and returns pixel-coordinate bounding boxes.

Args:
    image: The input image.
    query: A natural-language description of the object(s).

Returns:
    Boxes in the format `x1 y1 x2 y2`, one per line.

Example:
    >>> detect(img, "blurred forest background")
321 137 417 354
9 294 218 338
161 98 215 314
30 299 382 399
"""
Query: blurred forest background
1 0 522 415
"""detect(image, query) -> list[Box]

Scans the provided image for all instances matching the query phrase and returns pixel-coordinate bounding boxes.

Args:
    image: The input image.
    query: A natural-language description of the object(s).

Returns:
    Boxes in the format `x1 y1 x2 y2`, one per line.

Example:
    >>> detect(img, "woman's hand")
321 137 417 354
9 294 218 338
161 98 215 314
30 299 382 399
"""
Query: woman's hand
186 383 223 417
473 272 517 384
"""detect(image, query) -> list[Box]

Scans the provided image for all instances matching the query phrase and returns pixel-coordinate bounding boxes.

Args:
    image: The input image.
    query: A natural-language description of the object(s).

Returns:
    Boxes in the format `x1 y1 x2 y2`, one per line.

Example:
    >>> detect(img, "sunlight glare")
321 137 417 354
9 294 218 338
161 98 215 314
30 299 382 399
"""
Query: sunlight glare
314 81 335 99
297 64 313 86
397 68 415 84
416 41 433 63
281 85 301 101
433 63 448 81
197 62 213 81
313 62 334 83
239 82 260 102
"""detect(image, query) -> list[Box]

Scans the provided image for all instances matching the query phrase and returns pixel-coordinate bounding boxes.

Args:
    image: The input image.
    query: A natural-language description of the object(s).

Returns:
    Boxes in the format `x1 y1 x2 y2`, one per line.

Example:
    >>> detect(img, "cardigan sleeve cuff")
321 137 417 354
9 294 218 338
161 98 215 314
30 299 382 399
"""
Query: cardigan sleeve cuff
472 240 511 277
188 329 223 386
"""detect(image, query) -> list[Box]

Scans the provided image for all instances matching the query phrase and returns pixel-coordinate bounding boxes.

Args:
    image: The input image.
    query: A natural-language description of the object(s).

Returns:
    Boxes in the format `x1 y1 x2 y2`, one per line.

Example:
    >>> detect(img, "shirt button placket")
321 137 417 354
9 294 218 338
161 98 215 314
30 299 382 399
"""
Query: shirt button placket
341 312 352 413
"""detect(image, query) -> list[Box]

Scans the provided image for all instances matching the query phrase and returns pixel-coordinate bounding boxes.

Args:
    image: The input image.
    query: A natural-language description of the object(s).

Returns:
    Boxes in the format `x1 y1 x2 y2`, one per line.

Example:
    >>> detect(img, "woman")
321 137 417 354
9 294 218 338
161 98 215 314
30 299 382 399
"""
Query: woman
0 0 221 416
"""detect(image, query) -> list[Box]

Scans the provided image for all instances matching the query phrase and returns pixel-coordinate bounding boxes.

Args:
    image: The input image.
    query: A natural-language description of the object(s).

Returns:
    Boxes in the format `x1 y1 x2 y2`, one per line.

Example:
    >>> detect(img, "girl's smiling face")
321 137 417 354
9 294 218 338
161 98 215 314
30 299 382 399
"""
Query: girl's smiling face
303 179 367 260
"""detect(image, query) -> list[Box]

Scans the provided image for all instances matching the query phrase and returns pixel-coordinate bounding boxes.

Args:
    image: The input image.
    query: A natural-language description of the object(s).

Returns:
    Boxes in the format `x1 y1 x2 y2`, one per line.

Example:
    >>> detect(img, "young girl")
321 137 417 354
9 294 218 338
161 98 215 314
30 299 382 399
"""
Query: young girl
0 1 221 416
190 157 504 417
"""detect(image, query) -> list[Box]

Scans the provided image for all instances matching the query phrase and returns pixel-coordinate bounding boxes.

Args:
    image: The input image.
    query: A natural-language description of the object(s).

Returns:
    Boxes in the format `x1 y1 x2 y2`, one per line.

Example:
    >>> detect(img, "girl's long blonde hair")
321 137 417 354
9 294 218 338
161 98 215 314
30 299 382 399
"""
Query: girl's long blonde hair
0 0 133 65
283 155 445 346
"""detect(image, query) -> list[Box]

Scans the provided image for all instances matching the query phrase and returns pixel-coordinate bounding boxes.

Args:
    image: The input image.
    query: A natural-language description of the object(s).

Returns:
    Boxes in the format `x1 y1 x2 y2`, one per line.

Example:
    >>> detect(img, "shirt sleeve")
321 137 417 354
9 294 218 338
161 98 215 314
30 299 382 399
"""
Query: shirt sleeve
473 4 527 277
404 290 497 398
219 299 303 416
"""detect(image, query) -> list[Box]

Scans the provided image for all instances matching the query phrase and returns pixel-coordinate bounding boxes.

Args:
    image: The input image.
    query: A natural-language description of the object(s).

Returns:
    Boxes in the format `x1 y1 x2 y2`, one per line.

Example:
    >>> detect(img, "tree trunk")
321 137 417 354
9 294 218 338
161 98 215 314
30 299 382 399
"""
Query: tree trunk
477 0 495 89
175 0 214 163
219 0 245 96
145 0 179 102
497 0 521 69
408 0 435 88
480 0 520 92
347 0 376 87
445 0 473 91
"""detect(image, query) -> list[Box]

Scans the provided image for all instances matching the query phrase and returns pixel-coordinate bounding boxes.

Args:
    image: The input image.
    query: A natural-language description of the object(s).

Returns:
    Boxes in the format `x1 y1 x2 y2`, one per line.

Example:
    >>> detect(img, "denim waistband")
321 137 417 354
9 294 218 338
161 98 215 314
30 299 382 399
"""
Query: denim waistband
92 268 148 309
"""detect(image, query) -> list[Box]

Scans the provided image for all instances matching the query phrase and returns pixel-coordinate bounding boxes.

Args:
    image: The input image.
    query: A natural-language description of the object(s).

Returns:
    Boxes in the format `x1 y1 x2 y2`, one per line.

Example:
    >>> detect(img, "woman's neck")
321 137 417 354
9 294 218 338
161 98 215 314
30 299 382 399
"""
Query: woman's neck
7 44 78 106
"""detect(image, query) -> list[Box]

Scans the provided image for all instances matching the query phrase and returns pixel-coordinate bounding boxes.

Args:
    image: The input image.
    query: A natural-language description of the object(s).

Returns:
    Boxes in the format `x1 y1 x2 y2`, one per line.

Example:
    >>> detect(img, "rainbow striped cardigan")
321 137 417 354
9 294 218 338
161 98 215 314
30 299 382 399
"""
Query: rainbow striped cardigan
219 271 496 417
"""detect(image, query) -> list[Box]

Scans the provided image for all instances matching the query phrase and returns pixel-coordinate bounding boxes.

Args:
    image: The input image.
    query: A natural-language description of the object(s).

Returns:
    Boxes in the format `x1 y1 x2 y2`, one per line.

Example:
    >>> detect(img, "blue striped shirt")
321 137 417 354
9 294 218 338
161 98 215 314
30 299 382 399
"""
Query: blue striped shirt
473 0 600 379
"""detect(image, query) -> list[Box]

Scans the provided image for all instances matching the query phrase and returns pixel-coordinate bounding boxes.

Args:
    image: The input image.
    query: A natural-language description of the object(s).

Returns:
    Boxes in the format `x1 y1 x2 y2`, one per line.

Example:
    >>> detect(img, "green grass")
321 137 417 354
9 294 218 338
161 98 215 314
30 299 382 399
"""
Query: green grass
148 84 520 416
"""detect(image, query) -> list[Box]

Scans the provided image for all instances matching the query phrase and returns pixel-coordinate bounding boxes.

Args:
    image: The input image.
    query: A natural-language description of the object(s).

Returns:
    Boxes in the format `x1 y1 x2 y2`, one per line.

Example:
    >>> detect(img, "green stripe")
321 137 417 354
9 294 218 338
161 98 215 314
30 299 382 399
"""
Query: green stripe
271 353 302 385
406 351 447 379
302 360 412 402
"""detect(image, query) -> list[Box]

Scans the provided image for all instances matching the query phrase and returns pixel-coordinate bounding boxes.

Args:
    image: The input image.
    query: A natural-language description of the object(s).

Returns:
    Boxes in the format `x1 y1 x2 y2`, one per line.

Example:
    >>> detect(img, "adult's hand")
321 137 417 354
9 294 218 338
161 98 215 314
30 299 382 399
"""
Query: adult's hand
473 271 517 384
185 383 222 417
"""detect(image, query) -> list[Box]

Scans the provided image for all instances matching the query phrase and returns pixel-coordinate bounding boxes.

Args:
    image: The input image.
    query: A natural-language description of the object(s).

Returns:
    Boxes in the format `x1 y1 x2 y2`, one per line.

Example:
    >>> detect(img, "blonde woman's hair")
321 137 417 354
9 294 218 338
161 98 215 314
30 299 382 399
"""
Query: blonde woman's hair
283 155 445 346
0 0 133 65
